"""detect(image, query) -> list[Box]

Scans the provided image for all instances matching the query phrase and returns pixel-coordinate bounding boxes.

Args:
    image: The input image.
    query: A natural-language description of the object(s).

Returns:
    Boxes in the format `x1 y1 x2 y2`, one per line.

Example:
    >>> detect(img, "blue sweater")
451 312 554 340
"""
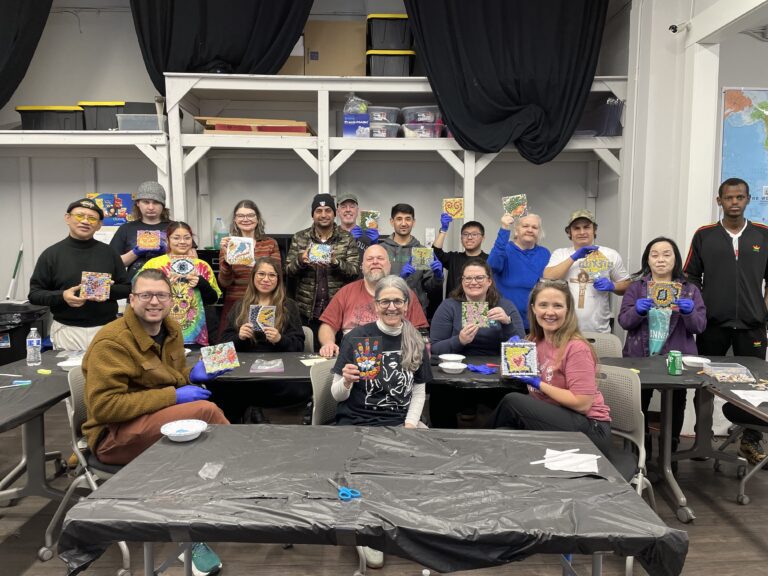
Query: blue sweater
429 297 525 356
487 228 550 330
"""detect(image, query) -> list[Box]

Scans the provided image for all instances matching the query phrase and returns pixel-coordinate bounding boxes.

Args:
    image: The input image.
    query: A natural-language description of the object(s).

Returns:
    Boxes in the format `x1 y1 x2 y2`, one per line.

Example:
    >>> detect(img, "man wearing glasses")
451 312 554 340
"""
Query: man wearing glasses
432 213 488 295
29 198 131 351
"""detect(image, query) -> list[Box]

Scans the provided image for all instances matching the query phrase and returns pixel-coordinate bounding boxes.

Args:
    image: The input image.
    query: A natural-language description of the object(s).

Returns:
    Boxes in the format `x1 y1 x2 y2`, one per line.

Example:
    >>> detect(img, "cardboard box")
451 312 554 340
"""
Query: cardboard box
304 20 366 76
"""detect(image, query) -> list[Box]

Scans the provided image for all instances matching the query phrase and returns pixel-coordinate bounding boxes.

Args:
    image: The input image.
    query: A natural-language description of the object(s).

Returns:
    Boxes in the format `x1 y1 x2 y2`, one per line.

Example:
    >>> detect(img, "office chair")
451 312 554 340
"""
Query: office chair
714 422 768 505
583 331 623 358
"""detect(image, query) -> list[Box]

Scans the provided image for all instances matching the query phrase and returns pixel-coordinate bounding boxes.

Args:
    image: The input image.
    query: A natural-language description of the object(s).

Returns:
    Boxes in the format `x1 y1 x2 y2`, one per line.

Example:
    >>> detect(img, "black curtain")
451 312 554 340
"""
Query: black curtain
130 0 313 95
0 1 52 110
404 0 608 163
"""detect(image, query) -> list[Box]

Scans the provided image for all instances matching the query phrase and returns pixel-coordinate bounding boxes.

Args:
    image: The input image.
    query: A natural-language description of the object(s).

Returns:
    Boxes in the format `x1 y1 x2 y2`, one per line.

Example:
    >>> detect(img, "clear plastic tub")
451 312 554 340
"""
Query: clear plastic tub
370 122 399 138
402 123 442 138
402 105 442 124
116 114 165 131
368 106 400 123
703 362 756 383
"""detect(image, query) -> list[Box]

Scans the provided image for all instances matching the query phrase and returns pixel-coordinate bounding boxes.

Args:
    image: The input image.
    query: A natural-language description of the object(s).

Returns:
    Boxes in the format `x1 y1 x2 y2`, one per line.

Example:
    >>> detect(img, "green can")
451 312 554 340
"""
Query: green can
667 350 683 376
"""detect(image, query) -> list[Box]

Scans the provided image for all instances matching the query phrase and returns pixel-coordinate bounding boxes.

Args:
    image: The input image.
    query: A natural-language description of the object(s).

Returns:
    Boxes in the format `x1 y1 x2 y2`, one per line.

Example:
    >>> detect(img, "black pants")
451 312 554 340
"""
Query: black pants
641 388 686 443
489 392 612 458
429 387 516 428
698 323 767 431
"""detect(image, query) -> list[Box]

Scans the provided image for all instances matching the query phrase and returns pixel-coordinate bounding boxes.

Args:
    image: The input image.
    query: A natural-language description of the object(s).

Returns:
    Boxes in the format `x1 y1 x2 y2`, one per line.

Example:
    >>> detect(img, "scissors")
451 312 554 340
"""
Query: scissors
327 478 361 501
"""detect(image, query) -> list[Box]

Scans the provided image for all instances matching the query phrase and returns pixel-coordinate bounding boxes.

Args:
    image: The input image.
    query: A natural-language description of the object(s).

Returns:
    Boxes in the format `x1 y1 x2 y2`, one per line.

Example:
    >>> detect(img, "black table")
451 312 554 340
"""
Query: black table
600 356 768 523
429 355 519 390
58 426 688 576
0 352 69 504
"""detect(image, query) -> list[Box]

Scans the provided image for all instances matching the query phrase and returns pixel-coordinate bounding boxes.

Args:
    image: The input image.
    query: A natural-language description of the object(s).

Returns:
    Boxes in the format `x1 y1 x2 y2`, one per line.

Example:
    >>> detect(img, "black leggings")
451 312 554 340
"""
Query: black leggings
489 392 612 458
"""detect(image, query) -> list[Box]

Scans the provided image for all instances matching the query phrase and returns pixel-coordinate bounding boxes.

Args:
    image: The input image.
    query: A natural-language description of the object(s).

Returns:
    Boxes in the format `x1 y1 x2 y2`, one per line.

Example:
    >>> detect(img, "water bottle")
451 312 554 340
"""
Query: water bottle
213 217 228 249
26 327 42 366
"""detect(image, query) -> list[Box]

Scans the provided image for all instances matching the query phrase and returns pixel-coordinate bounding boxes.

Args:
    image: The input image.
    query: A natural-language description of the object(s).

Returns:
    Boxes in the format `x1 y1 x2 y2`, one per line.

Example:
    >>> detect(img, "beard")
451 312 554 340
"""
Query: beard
364 269 386 284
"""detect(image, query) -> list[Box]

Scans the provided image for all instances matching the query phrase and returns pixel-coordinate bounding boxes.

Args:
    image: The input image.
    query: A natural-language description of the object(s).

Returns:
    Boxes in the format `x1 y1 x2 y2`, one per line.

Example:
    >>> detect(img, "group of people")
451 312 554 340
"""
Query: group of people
23 176 768 574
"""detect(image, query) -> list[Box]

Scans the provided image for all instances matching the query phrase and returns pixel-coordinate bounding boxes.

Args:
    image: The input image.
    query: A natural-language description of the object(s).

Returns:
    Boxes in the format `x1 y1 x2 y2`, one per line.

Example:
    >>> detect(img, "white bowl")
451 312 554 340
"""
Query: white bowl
438 354 466 363
57 358 82 372
682 356 711 368
439 362 467 374
160 419 208 442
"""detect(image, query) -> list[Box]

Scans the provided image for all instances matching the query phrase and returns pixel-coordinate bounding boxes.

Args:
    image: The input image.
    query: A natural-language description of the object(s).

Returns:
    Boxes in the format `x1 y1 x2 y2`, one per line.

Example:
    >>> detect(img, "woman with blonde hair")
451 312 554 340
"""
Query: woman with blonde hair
489 279 612 457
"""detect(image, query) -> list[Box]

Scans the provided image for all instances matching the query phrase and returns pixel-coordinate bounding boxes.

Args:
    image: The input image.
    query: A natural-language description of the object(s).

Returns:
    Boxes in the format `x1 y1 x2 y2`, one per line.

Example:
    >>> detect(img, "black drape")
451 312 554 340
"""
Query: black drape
0 1 52 110
130 0 313 95
404 0 608 163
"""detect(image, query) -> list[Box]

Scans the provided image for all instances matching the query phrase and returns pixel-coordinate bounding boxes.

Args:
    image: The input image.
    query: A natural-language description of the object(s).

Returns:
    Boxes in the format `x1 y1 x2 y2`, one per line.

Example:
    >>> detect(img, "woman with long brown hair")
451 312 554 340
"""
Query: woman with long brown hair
489 279 612 457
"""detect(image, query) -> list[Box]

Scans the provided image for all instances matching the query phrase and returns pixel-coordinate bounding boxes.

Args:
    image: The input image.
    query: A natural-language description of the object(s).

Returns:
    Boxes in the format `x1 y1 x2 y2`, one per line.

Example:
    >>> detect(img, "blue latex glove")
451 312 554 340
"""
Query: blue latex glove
175 384 211 404
189 359 232 384
635 297 653 315
675 298 695 315
349 225 363 240
507 335 521 343
517 375 541 390
571 245 599 261
430 258 444 279
593 277 615 292
365 227 379 243
400 258 415 279
132 244 152 256
440 212 453 232
467 364 497 374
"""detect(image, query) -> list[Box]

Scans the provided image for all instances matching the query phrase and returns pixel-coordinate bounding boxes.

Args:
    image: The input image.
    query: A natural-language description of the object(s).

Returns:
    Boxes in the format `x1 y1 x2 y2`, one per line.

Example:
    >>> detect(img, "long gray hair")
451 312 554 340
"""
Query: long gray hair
374 275 424 372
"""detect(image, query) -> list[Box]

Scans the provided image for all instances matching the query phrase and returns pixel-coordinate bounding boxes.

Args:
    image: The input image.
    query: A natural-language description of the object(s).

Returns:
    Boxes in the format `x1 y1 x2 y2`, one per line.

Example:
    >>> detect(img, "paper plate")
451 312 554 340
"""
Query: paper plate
57 357 83 372
682 356 711 368
439 362 467 374
160 419 208 442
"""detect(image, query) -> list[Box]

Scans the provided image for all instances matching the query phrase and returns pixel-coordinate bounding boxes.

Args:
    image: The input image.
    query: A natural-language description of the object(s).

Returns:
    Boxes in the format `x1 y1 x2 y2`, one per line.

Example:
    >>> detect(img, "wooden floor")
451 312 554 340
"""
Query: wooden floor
2 402 767 576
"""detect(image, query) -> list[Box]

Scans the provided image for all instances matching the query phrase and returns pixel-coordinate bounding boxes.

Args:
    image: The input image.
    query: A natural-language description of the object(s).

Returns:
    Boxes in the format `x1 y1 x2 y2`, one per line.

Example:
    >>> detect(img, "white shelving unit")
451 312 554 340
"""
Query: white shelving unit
164 73 627 220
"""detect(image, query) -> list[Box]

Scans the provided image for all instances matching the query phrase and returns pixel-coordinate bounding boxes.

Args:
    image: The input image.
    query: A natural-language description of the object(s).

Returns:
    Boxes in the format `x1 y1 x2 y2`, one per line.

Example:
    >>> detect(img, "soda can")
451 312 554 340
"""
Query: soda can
667 350 683 376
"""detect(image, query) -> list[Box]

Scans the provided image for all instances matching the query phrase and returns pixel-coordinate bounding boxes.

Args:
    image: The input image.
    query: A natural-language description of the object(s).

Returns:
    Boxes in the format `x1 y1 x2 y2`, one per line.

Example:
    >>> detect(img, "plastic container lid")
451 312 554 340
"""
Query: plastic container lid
16 106 84 111
367 13 408 19
77 101 126 106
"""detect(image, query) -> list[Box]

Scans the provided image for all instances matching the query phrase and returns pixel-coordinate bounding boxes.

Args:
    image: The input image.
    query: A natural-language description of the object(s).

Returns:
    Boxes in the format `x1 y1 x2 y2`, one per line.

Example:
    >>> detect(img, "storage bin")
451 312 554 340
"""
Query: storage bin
78 101 125 130
116 114 165 131
402 123 442 138
575 93 624 137
366 50 414 77
367 14 412 50
402 105 442 124
370 122 399 138
16 106 84 130
368 106 399 123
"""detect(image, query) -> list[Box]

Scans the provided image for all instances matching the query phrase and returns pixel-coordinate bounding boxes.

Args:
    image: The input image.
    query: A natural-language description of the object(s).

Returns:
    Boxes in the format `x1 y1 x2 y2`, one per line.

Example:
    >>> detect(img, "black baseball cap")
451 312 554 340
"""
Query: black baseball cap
67 198 104 220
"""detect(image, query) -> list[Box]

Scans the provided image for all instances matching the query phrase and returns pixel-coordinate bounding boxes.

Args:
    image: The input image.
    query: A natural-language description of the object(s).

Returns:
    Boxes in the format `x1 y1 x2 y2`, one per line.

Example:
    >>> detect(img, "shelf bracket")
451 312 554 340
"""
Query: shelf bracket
329 150 355 176
136 144 168 174
593 149 621 176
436 149 464 176
603 80 627 101
183 146 210 174
165 77 201 113
294 148 319 174
475 152 499 177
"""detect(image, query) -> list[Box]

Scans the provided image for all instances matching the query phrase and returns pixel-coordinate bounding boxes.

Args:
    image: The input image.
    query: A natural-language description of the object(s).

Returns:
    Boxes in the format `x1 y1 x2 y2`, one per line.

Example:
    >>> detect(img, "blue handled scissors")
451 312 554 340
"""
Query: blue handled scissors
327 478 361 501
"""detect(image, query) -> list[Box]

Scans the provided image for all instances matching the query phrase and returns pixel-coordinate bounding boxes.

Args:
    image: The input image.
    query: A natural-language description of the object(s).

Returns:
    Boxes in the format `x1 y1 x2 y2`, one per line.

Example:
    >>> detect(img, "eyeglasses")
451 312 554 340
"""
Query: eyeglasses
133 291 171 302
70 213 99 224
255 272 278 281
461 232 482 238
376 298 406 309
462 275 488 284
235 213 258 221
170 235 192 242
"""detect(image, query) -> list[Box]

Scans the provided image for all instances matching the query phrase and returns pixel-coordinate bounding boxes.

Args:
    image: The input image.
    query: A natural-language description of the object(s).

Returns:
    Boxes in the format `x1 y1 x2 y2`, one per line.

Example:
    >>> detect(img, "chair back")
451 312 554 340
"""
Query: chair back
310 359 337 425
583 331 623 358
67 366 89 442
595 364 646 467
302 325 314 353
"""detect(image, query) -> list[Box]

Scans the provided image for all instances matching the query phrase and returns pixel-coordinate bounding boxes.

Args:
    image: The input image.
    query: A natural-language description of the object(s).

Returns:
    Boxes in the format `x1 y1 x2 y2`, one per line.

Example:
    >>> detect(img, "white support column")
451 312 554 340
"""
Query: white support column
317 90 330 194
167 101 186 220
197 159 212 248
586 160 599 216
463 151 476 221
677 42 721 247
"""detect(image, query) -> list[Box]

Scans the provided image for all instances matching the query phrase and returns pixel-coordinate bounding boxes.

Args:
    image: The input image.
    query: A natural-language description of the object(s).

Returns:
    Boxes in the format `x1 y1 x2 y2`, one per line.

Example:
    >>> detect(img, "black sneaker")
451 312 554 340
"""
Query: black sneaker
242 406 270 424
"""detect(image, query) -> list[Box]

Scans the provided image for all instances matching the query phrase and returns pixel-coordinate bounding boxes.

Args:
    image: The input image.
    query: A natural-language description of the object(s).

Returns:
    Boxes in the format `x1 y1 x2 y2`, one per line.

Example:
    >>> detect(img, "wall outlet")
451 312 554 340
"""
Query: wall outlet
425 227 435 247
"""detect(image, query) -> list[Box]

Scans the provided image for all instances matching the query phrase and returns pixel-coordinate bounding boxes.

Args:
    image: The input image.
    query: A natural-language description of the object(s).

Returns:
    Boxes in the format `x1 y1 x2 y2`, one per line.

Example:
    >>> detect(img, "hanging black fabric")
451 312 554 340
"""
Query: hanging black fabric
0 1 52 110
404 0 608 163
130 0 313 95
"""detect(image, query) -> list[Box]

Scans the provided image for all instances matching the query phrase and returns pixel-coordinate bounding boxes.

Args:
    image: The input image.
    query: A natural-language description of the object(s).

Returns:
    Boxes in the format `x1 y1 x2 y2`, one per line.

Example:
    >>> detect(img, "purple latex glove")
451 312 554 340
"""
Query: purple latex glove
593 277 615 292
517 375 541 390
400 258 415 279
175 384 211 404
365 227 379 243
430 258 444 280
674 298 694 315
635 298 653 315
571 245 599 261
349 225 363 240
189 359 232 384
507 335 521 343
440 212 453 232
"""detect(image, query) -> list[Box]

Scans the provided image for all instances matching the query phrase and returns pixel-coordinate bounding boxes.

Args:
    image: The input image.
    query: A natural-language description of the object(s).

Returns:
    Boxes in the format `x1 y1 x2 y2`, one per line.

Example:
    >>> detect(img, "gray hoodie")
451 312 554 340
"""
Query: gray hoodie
379 235 441 313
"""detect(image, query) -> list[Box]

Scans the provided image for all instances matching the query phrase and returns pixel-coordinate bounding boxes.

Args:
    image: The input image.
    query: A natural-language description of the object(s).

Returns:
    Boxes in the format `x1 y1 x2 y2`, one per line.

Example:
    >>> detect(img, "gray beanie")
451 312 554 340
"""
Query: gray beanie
135 181 166 205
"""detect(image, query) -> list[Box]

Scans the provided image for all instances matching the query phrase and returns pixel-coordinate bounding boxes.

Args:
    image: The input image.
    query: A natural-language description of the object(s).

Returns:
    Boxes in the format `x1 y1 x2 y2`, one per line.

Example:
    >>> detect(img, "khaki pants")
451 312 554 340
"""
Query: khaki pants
95 401 229 465
50 320 103 352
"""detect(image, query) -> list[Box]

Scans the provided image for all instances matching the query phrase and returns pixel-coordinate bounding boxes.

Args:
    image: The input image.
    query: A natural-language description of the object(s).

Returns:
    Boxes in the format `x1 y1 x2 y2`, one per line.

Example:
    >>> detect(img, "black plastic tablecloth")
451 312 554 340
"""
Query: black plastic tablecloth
58 426 688 575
